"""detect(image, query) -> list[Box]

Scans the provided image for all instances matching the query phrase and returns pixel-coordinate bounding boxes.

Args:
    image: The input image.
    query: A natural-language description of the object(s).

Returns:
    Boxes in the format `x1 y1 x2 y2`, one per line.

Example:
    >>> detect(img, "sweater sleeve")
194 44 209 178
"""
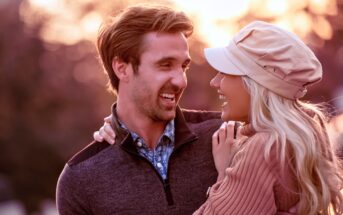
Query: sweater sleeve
194 134 278 215
56 164 91 215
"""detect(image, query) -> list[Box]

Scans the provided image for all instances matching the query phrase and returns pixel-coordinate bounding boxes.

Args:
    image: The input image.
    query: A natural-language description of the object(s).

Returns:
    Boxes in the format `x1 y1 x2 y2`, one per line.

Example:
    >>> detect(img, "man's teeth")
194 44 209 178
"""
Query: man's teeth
161 93 175 100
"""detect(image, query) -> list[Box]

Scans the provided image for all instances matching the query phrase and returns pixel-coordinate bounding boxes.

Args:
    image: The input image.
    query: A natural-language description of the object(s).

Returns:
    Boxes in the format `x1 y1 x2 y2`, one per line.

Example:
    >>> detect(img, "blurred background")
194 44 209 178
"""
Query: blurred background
0 0 342 214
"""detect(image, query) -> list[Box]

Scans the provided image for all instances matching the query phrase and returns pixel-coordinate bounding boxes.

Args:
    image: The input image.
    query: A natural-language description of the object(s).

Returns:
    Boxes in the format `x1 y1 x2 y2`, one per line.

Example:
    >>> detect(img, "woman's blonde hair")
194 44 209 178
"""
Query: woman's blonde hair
242 76 343 214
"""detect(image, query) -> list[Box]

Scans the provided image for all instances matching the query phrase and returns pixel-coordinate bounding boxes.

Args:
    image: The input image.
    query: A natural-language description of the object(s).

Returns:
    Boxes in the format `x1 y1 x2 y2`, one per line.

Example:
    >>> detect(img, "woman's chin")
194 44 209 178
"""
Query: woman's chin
221 112 230 121
221 112 248 122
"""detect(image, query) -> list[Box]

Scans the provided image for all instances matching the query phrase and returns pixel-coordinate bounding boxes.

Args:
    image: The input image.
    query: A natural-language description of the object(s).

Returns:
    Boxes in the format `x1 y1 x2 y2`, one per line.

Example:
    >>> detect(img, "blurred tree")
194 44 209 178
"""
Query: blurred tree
0 0 112 213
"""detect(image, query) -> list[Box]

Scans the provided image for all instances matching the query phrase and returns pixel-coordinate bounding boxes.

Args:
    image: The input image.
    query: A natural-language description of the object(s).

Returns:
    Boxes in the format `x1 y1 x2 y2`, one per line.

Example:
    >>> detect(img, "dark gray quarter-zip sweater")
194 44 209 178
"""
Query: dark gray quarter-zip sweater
56 106 222 215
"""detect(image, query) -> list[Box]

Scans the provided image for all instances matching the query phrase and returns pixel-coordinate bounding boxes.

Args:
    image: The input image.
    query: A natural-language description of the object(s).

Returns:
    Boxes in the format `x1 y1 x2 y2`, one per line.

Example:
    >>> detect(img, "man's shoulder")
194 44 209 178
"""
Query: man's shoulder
67 141 112 167
180 108 221 123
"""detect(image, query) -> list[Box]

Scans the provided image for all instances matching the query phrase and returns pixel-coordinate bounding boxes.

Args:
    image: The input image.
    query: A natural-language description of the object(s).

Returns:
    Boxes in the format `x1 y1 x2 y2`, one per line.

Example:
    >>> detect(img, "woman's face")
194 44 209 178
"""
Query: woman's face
210 72 250 122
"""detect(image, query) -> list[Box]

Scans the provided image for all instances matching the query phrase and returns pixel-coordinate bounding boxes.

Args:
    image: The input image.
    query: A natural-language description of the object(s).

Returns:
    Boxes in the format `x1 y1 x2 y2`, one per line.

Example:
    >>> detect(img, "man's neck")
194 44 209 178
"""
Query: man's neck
116 103 168 149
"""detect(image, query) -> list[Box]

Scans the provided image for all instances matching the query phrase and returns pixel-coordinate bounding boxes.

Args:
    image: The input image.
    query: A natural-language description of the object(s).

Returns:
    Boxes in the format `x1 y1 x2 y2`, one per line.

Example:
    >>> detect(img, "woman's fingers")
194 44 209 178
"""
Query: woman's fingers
212 121 238 179
225 121 235 144
101 123 115 144
94 123 115 144
103 123 116 139
213 121 239 146
93 131 104 142
217 122 227 144
104 115 112 123
93 114 116 144
236 123 243 139
212 130 219 147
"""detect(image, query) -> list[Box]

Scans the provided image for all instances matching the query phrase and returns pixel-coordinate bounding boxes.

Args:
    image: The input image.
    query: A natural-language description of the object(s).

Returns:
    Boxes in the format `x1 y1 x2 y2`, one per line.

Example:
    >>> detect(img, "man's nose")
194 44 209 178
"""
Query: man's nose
171 70 187 89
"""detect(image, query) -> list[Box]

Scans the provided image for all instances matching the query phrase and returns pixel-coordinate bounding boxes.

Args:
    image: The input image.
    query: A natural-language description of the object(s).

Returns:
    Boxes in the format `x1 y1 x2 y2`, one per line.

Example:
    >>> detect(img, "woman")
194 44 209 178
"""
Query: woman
95 21 343 214
196 20 343 214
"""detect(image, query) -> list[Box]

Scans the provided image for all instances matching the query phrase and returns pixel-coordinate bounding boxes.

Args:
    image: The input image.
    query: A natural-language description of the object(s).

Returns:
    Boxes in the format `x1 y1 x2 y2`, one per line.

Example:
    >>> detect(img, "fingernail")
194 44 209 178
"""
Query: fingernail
111 139 115 144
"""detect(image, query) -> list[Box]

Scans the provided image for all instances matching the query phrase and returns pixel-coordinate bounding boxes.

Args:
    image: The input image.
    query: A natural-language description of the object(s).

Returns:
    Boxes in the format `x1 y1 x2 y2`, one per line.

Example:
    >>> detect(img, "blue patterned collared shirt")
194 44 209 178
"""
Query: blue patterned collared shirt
119 120 175 179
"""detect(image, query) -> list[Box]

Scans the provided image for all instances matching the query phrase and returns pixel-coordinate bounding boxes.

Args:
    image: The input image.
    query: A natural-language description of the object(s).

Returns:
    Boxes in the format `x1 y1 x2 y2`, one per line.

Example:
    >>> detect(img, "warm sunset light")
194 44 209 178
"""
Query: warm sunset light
28 0 61 13
172 0 338 46
20 0 103 45
173 0 250 46
19 0 338 46
80 12 103 41
2 1 343 213
266 0 288 15
250 0 289 17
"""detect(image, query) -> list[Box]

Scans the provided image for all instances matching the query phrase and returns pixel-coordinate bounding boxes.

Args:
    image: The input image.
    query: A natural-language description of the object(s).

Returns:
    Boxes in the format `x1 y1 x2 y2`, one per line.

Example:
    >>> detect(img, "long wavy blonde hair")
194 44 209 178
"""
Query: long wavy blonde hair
242 76 343 214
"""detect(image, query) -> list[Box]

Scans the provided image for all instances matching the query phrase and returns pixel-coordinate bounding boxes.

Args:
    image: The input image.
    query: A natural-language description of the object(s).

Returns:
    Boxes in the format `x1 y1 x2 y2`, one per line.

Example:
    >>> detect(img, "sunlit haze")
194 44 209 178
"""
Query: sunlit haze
19 0 338 47
173 0 250 46
172 0 336 46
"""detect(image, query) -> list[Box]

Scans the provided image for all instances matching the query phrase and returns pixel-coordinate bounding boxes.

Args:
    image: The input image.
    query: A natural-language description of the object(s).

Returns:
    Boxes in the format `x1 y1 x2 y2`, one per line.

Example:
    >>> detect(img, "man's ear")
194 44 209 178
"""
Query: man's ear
112 57 130 82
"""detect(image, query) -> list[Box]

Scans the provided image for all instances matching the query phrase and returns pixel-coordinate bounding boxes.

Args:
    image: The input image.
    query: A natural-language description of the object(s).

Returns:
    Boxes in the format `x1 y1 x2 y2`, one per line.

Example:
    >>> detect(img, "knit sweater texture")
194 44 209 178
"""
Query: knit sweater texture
56 106 222 215
194 132 299 215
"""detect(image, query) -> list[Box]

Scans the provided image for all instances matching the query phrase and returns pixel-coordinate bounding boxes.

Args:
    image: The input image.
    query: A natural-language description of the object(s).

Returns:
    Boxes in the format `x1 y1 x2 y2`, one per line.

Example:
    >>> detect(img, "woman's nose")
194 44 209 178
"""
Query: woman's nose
210 73 221 88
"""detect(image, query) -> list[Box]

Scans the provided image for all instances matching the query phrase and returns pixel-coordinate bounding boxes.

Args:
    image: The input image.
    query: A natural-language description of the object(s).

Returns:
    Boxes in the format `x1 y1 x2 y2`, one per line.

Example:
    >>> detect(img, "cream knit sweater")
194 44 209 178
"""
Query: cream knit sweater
194 132 299 215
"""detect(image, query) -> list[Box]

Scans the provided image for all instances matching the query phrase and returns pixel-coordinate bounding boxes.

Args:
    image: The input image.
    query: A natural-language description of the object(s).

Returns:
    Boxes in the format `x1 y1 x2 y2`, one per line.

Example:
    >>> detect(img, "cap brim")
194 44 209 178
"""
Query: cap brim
204 47 244 76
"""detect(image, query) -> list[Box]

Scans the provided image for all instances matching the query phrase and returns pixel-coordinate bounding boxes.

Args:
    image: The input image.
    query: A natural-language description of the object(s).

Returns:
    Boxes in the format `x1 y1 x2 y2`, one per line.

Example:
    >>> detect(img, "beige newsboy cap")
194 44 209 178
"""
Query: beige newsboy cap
204 21 322 99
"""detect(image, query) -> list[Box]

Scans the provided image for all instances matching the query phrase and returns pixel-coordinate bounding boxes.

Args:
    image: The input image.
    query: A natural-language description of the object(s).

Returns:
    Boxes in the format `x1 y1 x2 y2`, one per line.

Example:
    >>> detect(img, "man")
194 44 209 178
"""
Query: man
56 5 222 214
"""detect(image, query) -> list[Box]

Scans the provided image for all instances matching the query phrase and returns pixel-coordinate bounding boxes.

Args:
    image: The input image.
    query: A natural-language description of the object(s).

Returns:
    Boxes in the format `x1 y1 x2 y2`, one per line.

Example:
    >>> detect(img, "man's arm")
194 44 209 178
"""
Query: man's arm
181 109 222 123
56 164 90 215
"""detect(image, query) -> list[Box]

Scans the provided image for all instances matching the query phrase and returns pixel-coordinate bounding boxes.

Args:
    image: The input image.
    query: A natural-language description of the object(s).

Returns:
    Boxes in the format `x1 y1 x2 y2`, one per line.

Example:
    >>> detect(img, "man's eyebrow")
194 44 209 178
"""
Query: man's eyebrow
155 57 177 63
155 57 192 64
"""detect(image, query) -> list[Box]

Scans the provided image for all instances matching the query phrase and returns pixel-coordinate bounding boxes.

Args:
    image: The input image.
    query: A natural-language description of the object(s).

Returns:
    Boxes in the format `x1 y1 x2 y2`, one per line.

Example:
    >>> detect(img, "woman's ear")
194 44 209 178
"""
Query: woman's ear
112 57 130 82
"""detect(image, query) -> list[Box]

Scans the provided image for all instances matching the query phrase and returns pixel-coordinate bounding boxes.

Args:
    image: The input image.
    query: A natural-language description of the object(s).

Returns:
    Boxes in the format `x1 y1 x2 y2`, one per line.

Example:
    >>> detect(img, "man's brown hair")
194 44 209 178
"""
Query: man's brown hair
97 4 193 93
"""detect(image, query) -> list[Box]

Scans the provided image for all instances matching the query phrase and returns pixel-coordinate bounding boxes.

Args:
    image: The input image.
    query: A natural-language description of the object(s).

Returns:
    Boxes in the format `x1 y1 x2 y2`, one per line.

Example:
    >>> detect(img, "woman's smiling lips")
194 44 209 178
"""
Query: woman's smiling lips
218 92 229 108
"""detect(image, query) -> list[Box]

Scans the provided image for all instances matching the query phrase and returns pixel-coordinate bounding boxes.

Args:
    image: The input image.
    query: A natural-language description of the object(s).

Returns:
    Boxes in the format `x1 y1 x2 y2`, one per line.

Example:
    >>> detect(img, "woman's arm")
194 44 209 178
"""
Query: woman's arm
194 134 278 215
93 115 115 144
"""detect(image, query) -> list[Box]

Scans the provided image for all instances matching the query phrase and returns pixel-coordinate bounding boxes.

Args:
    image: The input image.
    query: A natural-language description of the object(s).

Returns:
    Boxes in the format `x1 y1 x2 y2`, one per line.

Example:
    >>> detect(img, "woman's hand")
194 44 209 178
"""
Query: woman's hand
93 115 116 144
212 121 242 181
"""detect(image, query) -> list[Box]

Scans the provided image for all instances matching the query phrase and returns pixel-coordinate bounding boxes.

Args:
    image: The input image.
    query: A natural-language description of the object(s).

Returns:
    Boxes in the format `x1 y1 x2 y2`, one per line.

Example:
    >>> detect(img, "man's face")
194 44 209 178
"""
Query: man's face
128 32 191 122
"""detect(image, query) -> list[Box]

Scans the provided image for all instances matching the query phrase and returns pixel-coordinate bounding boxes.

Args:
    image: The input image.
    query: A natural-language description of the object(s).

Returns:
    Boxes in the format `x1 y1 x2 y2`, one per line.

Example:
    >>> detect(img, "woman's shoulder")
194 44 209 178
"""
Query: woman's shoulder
250 131 271 140
232 132 268 162
244 131 272 148
239 124 272 145
240 131 281 165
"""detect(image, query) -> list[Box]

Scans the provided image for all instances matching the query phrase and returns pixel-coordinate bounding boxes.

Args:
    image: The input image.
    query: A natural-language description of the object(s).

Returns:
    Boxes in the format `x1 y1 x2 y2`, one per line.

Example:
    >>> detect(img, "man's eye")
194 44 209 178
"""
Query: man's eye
160 63 171 68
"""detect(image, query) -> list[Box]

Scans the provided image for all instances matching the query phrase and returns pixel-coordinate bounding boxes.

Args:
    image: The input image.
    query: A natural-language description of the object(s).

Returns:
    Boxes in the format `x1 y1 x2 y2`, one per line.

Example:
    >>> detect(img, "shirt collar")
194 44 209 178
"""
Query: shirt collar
110 103 199 151
118 119 175 144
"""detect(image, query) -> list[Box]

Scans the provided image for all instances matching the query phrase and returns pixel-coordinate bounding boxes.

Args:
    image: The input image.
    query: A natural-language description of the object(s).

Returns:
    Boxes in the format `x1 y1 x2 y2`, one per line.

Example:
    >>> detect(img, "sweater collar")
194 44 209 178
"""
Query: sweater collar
110 103 198 153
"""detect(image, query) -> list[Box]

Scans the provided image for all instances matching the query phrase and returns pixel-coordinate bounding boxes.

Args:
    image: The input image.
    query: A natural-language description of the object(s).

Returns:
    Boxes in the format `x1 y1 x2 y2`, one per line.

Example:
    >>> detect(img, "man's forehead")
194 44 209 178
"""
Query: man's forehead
138 32 190 63
142 32 189 50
